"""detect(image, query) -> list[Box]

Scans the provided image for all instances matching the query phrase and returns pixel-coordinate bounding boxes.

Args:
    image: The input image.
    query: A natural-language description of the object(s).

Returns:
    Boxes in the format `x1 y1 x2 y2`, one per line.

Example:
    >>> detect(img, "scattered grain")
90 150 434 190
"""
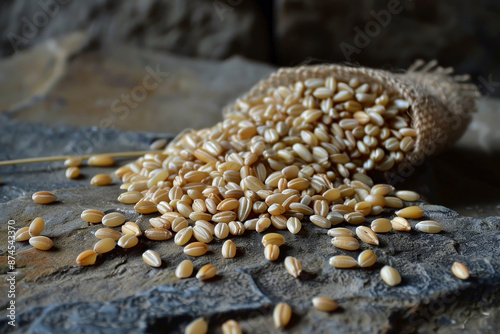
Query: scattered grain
331 236 360 251
176 259 194 279
142 250 162 267
185 317 208 334
391 217 411 231
451 261 469 280
32 191 57 204
262 233 285 247
95 228 122 240
395 206 424 219
196 264 217 281
380 265 401 286
356 226 379 245
93 238 116 254
117 234 139 248
90 174 113 186
329 255 358 268
273 302 292 329
88 155 114 167
358 249 377 267
76 250 97 266
415 220 442 233
312 297 338 312
29 217 45 237
15 227 31 242
102 212 126 227
184 242 209 257
222 240 237 258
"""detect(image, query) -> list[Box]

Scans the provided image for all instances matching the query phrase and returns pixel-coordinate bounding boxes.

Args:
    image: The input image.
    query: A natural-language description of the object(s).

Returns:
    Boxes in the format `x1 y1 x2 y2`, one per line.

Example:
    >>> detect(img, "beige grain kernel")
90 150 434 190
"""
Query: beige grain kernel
310 215 331 229
395 190 420 201
90 174 112 186
415 220 442 233
356 226 379 245
344 211 365 225
102 212 126 227
64 156 82 167
150 216 171 230
358 249 377 267
145 228 173 241
451 261 470 280
331 236 360 251
176 259 194 279
88 154 114 167
122 221 142 236
273 302 292 329
327 227 354 238
222 319 242 334
262 233 285 247
363 215 382 228
268 203 286 216
193 225 214 243
29 217 45 237
29 236 53 250
271 215 287 230
76 250 97 266
380 265 402 286
142 250 162 268
391 217 411 231
329 255 357 268
184 242 209 257
185 317 208 334
264 244 280 261
81 209 105 223
117 234 139 248
15 227 30 242
222 240 237 258
118 191 143 204
228 220 245 235
284 256 302 278
214 223 229 239
326 212 344 226
134 199 158 214
95 228 122 240
175 226 194 245
65 166 80 179
396 206 424 219
312 297 338 312
286 217 301 234
32 191 57 204
256 217 272 233
196 264 217 281
384 196 404 209
93 238 116 254
212 211 237 224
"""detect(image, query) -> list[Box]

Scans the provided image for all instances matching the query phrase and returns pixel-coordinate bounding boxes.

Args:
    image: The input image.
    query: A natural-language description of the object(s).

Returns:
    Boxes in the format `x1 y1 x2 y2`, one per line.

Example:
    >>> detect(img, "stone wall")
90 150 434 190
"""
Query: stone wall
1 0 499 96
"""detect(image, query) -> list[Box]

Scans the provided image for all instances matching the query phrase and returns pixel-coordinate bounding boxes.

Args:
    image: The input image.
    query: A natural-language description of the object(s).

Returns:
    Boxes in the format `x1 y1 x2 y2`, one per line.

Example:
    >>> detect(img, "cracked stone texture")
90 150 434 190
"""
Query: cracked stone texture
1 40 500 333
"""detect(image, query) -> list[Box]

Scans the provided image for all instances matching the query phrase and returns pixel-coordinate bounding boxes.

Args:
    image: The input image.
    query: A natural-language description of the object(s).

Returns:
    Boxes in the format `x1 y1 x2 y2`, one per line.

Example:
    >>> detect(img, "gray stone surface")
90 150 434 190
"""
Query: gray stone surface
0 114 500 333
1 37 500 333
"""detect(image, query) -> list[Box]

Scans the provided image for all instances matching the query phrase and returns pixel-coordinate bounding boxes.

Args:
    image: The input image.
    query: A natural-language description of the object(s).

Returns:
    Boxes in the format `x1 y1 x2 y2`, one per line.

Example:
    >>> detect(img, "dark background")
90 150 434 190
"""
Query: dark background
1 0 499 96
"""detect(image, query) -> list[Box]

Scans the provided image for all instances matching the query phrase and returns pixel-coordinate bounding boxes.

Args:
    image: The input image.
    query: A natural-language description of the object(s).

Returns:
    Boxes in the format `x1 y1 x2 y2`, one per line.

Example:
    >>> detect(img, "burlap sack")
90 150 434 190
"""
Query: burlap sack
223 60 480 174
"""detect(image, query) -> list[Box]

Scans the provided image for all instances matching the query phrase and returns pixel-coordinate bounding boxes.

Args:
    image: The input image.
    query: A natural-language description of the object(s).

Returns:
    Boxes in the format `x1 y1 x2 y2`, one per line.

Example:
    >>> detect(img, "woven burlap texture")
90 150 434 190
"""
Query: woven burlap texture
223 60 480 168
